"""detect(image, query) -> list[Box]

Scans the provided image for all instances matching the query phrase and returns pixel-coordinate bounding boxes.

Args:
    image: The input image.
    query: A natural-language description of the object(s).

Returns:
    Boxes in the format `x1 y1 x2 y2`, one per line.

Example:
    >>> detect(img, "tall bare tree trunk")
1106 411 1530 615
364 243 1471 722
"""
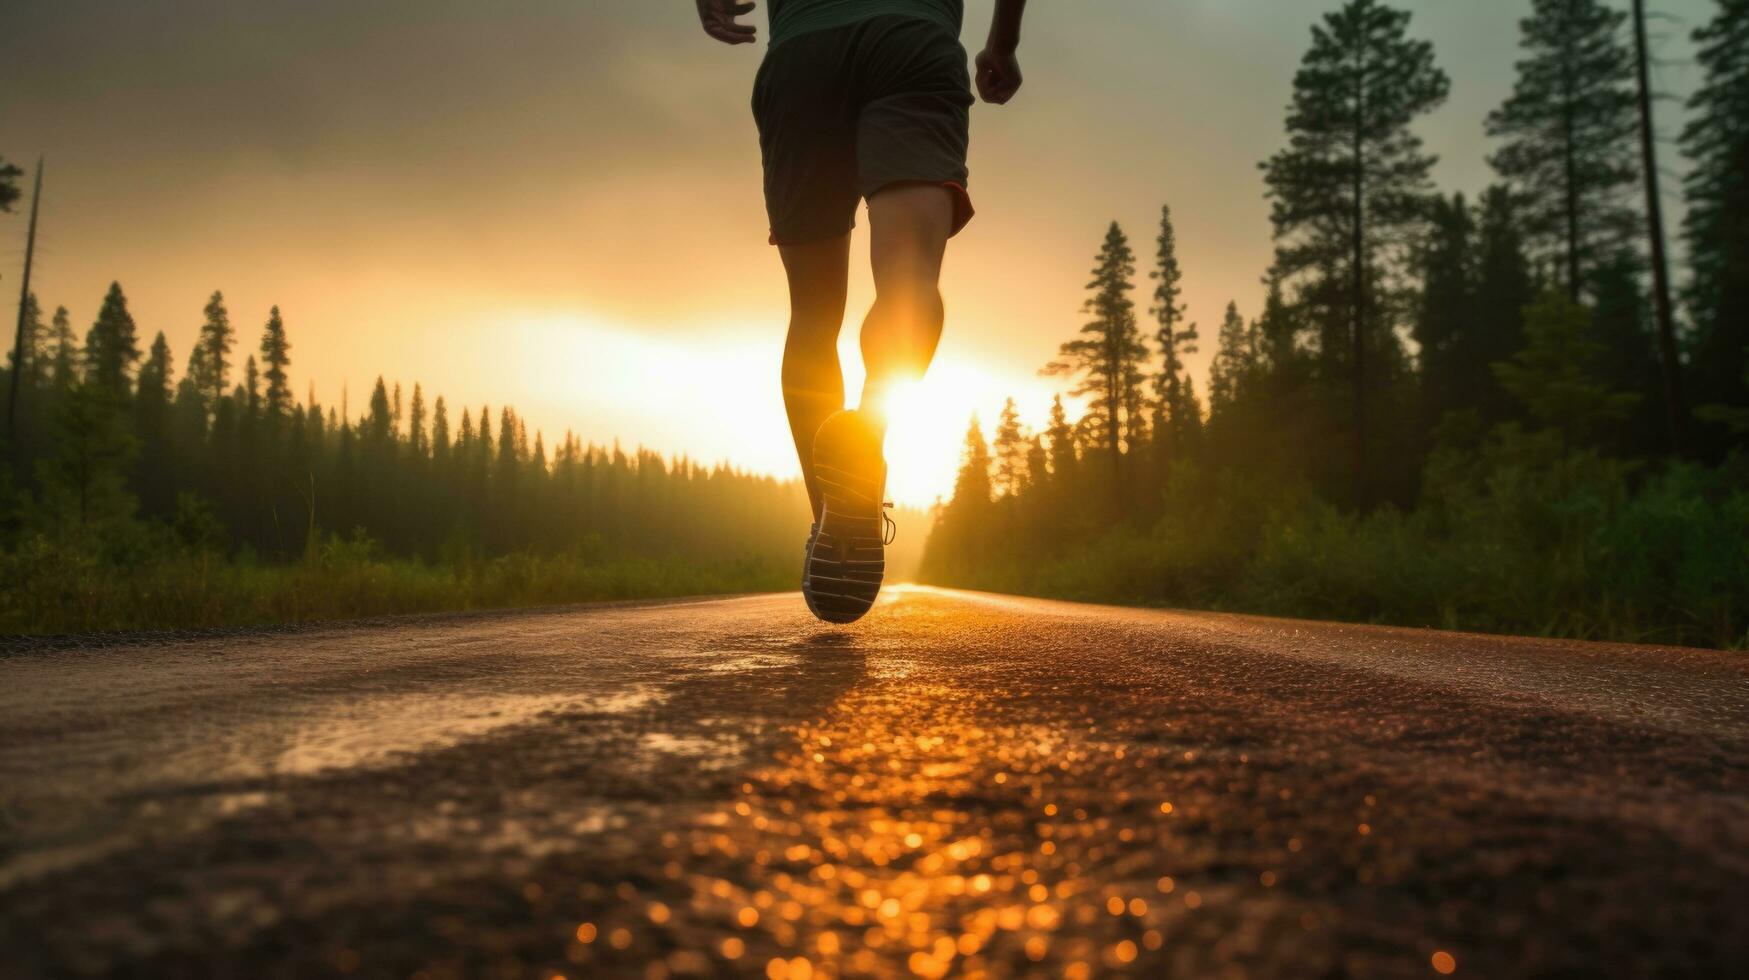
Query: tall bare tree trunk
7 157 43 437
1352 54 1369 504
1631 0 1688 454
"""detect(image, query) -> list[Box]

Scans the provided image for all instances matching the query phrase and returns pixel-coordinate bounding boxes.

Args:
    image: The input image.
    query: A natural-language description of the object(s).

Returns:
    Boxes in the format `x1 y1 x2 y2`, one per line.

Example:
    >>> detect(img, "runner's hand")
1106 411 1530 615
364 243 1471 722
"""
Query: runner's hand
696 0 757 45
975 47 1022 104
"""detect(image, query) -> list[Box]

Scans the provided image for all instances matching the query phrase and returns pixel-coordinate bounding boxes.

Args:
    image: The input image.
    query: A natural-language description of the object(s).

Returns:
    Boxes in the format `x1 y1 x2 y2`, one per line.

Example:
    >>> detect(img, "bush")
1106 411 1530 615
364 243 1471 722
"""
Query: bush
919 443 1748 650
0 529 792 635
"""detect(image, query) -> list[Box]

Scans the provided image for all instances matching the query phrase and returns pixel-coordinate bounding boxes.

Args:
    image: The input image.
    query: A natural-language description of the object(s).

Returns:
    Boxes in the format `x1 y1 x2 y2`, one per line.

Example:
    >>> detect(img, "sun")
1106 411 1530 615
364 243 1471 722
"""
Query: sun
875 362 1056 508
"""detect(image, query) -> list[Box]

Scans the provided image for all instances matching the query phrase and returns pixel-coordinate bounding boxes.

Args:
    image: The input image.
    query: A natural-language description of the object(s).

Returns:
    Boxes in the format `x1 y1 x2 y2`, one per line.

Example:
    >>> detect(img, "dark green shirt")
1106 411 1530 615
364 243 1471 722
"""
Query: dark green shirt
769 0 963 46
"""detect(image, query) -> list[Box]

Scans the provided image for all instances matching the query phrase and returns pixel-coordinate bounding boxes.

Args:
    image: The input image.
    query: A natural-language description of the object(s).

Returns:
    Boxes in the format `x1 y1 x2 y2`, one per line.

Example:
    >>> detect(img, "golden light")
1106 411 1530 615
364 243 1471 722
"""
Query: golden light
875 361 1064 507
500 311 1071 508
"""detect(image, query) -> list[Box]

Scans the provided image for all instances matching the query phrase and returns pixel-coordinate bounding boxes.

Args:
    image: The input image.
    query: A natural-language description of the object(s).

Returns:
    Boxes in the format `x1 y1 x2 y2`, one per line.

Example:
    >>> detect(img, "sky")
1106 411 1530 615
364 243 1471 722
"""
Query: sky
0 0 1714 505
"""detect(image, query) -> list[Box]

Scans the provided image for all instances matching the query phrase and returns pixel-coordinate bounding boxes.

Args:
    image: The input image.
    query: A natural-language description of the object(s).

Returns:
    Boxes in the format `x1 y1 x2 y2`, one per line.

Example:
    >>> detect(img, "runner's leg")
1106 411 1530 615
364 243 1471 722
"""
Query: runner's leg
859 183 954 431
779 233 852 520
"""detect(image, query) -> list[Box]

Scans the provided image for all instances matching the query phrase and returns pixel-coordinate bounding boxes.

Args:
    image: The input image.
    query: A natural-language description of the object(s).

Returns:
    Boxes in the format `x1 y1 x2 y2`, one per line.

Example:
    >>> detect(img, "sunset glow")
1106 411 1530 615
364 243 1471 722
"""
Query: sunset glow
11 1 1688 516
498 312 1062 507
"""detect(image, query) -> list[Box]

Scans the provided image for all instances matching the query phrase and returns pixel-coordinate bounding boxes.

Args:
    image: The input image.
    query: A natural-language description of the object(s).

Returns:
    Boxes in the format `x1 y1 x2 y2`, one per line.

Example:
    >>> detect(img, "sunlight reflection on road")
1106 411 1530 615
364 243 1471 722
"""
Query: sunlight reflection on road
276 689 661 776
555 626 1302 978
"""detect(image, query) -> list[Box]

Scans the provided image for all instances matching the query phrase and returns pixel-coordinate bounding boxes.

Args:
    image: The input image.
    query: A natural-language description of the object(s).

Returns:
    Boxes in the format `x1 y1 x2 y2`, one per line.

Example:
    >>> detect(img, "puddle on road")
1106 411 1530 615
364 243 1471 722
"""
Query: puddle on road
274 688 661 776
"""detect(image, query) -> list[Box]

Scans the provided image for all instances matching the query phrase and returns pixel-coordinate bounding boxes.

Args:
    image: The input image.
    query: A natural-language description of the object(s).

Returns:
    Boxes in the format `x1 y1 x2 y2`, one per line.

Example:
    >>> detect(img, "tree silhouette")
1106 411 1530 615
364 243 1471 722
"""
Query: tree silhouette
1044 222 1150 465
135 332 177 516
408 383 427 457
1044 395 1075 476
244 356 261 417
47 306 78 389
1206 302 1253 417
137 333 173 416
84 283 141 396
432 395 451 463
194 291 235 411
1471 187 1537 425
950 414 992 509
992 398 1028 497
1487 0 1639 302
1414 192 1478 430
367 378 393 444
1260 0 1448 501
1150 204 1198 430
259 306 293 416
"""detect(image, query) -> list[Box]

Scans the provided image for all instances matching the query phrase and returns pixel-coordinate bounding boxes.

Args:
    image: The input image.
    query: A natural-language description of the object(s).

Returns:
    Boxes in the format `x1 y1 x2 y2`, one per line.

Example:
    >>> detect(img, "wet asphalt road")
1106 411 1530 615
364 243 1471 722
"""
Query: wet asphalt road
1 586 1746 979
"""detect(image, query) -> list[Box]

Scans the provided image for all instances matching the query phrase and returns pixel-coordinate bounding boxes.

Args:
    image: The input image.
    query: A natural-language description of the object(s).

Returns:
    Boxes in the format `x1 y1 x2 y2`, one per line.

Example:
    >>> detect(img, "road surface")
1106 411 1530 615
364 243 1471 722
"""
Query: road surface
2 586 1745 978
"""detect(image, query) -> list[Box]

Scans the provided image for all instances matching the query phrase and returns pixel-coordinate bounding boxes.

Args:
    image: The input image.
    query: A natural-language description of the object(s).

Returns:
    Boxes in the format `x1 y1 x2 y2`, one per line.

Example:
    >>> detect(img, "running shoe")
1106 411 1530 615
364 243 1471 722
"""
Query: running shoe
803 409 891 624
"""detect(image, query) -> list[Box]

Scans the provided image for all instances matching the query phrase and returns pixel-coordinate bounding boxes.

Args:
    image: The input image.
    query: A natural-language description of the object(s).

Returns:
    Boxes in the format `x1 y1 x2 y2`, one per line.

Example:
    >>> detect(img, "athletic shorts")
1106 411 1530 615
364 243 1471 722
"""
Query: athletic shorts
752 15 975 246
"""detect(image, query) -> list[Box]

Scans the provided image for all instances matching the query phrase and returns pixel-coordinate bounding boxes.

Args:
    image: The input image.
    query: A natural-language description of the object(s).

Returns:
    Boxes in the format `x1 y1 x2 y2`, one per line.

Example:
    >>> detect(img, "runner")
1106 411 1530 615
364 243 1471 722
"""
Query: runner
696 0 1028 623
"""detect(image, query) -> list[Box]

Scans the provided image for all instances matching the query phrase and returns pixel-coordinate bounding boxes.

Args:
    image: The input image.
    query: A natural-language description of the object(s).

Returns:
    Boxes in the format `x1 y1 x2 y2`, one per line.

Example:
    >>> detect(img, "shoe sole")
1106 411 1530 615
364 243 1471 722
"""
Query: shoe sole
805 411 885 624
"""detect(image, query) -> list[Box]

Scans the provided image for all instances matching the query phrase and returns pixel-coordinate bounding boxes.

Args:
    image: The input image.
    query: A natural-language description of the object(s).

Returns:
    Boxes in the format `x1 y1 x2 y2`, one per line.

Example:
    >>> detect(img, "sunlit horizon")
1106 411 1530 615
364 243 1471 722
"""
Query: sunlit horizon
498 309 1071 508
3 0 1713 509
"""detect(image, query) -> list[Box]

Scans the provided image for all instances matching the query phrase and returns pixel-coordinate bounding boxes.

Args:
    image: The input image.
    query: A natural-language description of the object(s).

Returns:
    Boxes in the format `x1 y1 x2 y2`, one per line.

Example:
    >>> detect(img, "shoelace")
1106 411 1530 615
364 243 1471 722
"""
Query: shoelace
883 500 896 546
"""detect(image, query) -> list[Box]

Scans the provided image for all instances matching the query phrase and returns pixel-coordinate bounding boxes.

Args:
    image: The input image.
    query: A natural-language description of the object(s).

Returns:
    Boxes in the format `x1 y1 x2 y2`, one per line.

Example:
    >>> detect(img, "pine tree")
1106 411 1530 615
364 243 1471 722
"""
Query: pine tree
48 306 78 389
1460 187 1538 427
1681 0 1749 443
136 333 174 415
1149 205 1199 436
1414 193 1478 427
9 293 49 389
1495 292 1639 448
244 356 261 417
1487 0 1639 301
1260 0 1448 498
39 382 138 533
134 333 177 513
1044 221 1150 459
367 378 393 443
950 414 993 508
1588 248 1664 455
259 306 292 416
172 373 207 447
1256 274 1299 371
1025 436 1049 490
498 407 519 468
1045 395 1075 475
408 383 427 458
1207 302 1251 416
84 282 142 396
433 396 451 463
1178 376 1205 441
195 291 235 407
992 398 1028 497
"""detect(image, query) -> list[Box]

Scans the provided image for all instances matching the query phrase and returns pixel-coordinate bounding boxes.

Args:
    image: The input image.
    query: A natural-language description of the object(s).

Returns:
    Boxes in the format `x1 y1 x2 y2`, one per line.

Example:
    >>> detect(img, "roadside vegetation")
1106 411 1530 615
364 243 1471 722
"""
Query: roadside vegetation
0 281 823 633
922 0 1749 650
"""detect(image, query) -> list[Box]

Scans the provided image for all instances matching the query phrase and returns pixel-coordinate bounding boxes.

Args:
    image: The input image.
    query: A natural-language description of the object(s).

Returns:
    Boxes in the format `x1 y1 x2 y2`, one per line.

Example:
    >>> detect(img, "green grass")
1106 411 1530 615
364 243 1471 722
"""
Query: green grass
0 535 792 635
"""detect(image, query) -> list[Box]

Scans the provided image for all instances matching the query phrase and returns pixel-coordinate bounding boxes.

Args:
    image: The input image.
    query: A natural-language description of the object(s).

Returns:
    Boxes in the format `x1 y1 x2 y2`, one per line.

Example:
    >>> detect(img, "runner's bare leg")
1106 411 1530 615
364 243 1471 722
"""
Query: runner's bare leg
778 233 852 520
859 183 953 433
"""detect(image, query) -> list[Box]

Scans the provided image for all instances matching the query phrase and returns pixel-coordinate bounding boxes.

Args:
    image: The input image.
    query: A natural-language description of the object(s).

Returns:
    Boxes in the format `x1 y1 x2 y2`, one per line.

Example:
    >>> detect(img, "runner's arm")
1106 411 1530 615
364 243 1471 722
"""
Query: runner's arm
696 0 757 45
975 0 1025 104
